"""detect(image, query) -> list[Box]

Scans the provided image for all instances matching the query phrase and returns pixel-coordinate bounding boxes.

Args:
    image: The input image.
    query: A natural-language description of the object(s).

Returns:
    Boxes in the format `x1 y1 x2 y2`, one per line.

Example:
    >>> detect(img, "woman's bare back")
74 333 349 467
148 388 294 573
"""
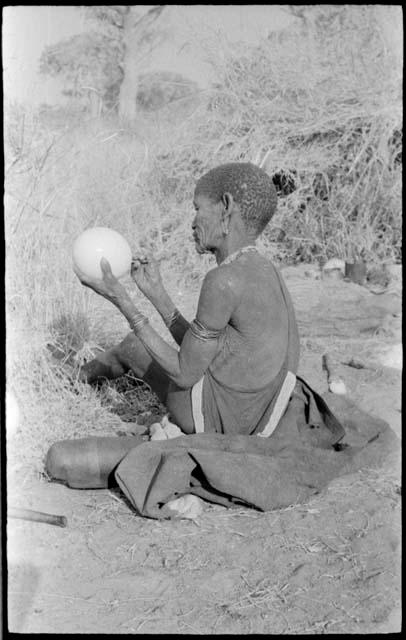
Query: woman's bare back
209 251 295 391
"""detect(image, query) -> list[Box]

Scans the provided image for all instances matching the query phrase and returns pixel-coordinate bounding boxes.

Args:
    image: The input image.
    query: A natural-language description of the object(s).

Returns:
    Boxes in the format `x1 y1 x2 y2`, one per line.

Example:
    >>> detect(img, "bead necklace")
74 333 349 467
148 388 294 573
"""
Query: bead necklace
220 245 258 266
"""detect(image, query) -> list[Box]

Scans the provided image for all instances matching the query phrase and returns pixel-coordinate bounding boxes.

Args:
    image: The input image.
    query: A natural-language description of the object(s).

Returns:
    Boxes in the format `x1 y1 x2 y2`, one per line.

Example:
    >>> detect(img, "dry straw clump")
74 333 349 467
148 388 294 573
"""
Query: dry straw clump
148 6 402 265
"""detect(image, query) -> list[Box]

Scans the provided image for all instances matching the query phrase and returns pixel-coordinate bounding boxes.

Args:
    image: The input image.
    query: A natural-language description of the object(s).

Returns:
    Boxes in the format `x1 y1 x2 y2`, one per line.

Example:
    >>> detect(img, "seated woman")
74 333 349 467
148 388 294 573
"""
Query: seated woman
47 162 348 493
77 162 300 436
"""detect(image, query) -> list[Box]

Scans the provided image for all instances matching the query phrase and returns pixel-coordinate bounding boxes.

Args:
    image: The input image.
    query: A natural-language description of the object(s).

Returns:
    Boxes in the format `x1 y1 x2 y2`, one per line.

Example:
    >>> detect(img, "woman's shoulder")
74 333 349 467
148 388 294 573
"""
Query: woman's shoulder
200 265 244 305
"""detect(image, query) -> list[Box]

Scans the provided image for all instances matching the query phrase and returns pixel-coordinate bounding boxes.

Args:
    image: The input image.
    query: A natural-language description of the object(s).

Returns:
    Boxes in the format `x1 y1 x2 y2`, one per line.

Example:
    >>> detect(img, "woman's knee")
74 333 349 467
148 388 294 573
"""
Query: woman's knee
115 332 152 373
166 382 195 434
78 350 127 382
79 333 141 383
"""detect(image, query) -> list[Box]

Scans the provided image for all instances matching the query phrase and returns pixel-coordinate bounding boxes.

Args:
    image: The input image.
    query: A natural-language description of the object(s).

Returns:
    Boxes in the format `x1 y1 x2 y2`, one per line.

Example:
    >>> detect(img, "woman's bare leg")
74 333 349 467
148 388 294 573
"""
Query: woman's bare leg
79 332 169 403
79 332 195 433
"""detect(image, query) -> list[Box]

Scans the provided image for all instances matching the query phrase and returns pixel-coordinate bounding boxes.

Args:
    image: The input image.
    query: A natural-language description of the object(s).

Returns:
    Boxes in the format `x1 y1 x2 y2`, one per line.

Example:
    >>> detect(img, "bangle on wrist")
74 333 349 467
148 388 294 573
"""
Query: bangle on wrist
128 312 149 333
163 308 180 328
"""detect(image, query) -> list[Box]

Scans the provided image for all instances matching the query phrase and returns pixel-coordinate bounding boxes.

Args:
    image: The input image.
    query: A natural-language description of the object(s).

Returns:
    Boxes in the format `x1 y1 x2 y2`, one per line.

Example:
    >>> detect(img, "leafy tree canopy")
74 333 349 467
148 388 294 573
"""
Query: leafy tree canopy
39 31 123 102
39 6 166 112
81 6 129 36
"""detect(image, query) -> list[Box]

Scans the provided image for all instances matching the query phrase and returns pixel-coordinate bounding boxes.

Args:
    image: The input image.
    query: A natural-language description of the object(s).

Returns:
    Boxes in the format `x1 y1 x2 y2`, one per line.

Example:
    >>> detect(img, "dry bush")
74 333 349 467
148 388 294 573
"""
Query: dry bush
137 71 199 111
145 5 402 264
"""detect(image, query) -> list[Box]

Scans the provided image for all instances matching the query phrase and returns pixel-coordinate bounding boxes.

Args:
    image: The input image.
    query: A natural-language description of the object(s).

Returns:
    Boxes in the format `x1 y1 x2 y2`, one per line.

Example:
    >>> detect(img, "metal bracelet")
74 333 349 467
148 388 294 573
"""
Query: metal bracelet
189 318 223 341
163 308 180 328
129 313 149 333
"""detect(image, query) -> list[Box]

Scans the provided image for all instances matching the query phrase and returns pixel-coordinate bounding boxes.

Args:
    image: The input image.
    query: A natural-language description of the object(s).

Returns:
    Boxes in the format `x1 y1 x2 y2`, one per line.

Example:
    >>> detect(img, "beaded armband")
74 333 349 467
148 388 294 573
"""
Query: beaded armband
190 318 223 341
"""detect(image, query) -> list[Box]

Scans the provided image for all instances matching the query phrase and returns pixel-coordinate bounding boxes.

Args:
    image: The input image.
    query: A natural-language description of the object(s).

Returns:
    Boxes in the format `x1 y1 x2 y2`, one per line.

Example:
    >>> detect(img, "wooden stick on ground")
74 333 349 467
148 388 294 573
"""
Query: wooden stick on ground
341 357 373 370
322 353 347 395
8 507 67 528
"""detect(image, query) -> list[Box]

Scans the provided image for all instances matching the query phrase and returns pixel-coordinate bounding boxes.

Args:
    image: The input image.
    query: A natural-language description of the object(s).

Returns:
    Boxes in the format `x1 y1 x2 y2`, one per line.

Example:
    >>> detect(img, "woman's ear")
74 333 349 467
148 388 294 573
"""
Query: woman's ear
220 193 233 236
221 192 234 213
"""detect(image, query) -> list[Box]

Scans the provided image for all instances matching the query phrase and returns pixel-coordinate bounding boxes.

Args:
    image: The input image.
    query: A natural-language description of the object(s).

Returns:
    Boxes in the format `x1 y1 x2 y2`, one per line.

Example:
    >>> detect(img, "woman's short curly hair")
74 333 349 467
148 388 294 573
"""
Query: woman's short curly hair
194 162 277 234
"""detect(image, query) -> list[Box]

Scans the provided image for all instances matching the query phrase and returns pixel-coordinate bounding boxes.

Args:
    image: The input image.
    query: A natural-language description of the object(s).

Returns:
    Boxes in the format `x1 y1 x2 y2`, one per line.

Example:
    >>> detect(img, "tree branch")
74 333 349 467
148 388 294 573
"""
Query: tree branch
132 5 166 31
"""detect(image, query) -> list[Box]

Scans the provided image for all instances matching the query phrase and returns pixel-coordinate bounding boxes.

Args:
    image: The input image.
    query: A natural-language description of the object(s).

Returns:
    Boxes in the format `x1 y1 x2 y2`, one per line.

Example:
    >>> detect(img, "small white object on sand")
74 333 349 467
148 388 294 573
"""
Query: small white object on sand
328 378 347 395
378 343 402 371
323 258 345 273
149 423 167 440
164 494 205 520
322 259 345 281
322 353 347 395
149 415 182 440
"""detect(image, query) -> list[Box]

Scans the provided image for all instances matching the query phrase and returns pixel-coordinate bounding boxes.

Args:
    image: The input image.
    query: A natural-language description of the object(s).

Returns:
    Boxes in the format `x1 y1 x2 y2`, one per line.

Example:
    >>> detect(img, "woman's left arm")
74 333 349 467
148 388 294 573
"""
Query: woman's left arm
132 268 237 387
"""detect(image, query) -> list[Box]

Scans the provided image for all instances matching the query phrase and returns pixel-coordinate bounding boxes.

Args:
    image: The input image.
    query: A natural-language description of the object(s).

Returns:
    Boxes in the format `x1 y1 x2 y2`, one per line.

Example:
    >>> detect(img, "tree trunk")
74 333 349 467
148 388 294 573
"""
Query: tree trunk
88 89 102 118
118 5 165 122
118 7 139 121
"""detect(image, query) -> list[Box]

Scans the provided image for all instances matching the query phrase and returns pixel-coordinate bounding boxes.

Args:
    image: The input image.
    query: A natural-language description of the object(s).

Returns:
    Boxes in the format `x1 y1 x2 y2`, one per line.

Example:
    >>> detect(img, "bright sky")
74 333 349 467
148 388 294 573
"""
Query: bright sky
3 6 86 104
2 5 295 105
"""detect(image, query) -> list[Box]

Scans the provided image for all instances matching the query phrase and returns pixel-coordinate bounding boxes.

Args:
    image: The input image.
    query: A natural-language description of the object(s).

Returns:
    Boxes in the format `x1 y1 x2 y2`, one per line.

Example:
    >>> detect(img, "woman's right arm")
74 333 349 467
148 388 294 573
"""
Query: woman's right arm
131 257 190 346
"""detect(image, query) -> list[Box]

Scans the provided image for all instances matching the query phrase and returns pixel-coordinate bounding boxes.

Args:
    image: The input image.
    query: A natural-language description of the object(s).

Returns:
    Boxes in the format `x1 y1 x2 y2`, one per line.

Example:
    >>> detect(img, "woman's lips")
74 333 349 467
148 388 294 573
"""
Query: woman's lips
193 234 206 253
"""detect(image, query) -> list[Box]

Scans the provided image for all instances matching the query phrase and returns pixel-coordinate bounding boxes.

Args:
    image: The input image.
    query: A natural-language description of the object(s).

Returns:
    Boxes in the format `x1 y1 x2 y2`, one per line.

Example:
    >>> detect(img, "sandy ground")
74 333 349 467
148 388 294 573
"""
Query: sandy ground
7 264 402 634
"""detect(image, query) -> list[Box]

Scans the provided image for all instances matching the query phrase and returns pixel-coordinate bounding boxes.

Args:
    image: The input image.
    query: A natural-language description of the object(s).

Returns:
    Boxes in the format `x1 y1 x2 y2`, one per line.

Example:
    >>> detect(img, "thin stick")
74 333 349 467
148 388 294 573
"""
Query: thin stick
8 507 67 528
322 353 347 394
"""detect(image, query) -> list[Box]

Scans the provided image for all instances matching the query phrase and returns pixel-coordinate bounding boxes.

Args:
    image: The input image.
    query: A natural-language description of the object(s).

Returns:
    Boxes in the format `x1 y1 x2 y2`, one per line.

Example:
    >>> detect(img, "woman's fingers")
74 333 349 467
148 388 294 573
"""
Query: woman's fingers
74 259 115 292
74 259 112 283
132 255 149 265
100 256 112 271
131 256 151 279
100 256 115 279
